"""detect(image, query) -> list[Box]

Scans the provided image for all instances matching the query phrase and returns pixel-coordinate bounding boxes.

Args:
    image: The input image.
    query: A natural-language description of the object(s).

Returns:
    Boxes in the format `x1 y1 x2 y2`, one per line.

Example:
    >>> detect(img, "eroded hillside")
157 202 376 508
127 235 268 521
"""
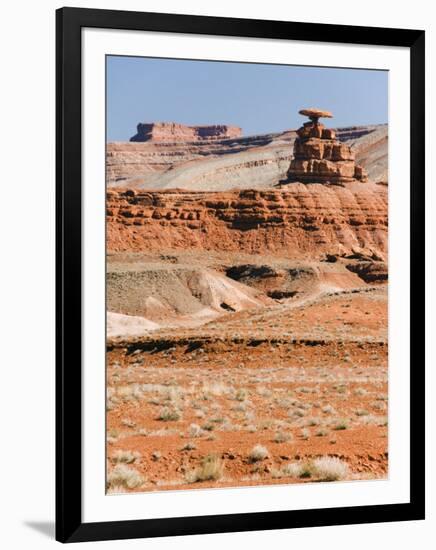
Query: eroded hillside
106 124 387 190
107 183 387 259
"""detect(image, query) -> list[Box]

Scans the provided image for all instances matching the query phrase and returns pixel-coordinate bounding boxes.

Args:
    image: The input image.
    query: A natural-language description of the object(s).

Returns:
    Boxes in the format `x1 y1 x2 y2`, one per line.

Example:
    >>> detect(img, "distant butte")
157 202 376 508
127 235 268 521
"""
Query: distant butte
283 108 368 185
130 122 242 142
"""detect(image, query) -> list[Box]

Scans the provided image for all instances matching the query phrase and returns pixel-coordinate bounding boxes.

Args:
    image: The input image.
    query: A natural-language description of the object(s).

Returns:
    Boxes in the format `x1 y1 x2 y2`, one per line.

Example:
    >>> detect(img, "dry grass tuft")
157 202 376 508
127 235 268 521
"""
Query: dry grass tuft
107 464 144 491
272 462 303 479
188 423 204 438
333 419 349 430
158 407 181 422
248 445 269 463
311 456 349 481
273 431 293 443
181 442 197 451
235 388 248 402
186 454 223 483
121 418 136 428
111 449 140 464
301 428 311 440
305 416 322 427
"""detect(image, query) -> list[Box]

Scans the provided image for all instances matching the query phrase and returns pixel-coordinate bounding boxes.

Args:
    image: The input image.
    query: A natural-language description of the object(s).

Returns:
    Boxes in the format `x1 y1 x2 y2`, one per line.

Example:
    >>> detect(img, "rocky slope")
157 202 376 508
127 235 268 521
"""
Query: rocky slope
107 264 271 321
106 125 387 190
107 183 387 259
352 125 388 183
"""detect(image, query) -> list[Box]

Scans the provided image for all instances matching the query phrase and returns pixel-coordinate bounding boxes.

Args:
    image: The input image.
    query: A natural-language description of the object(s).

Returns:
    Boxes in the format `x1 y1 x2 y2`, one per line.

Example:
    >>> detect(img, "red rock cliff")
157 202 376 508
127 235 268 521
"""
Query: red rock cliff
107 184 387 259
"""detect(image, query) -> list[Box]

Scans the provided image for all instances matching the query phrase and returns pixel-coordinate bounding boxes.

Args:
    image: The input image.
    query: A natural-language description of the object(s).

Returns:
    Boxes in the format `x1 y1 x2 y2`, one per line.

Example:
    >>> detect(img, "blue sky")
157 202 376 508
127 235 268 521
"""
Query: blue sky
106 56 388 142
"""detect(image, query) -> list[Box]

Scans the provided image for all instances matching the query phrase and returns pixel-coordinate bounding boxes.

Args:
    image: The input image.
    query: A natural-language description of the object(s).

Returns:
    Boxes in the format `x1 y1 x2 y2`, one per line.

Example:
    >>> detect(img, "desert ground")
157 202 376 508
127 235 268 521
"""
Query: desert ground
106 121 388 493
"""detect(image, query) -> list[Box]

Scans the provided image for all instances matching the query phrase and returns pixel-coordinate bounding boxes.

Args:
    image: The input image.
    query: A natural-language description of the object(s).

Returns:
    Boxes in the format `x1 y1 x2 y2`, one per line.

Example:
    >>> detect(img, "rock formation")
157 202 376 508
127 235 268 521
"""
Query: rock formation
130 122 242 142
106 132 285 189
107 124 386 189
285 108 368 185
106 185 387 260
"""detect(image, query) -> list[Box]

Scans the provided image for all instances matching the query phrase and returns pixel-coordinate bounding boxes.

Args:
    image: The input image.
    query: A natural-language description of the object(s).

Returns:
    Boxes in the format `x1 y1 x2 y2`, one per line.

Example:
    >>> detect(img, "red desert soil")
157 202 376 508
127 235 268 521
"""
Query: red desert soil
106 252 388 493
107 318 387 491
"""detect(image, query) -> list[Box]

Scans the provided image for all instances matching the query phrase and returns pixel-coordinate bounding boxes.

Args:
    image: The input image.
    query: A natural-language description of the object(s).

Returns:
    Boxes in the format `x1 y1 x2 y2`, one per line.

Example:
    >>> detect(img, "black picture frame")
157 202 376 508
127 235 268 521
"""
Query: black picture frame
56 7 425 543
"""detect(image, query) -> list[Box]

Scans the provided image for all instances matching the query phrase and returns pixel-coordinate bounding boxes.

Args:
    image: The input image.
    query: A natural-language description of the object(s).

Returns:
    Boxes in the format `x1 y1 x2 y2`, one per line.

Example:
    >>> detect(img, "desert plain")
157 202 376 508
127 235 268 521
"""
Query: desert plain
106 117 388 493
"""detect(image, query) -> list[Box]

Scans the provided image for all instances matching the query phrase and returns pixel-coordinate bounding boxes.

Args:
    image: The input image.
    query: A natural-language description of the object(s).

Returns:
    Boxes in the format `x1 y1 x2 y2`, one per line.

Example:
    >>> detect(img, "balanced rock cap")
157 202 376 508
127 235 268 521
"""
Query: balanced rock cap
299 108 333 119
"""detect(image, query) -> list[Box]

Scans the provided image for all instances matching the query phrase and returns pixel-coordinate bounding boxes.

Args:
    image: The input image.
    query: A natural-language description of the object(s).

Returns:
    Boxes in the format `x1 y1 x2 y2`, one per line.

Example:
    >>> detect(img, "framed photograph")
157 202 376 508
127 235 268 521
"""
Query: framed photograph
56 7 425 543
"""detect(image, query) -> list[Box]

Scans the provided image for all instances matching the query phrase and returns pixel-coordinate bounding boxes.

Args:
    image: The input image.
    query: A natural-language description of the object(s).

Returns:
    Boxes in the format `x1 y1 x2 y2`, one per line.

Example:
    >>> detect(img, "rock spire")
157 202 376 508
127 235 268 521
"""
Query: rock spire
285 108 368 184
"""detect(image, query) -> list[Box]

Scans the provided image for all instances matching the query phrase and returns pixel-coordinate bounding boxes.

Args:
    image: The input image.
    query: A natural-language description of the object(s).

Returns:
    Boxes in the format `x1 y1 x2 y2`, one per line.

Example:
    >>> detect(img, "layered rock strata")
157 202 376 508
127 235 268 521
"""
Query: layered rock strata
107 185 387 259
107 125 386 189
285 108 368 184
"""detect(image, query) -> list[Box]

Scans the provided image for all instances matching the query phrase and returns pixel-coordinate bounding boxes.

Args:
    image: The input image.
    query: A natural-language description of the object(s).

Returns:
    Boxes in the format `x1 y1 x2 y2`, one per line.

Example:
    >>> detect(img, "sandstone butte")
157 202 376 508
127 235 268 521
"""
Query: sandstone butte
130 121 242 142
284 108 368 184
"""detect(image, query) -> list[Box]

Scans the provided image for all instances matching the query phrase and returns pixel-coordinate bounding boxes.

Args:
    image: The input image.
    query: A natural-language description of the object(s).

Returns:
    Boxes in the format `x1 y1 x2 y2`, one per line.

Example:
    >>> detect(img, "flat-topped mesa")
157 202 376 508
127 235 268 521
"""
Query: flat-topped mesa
130 122 242 143
285 108 368 184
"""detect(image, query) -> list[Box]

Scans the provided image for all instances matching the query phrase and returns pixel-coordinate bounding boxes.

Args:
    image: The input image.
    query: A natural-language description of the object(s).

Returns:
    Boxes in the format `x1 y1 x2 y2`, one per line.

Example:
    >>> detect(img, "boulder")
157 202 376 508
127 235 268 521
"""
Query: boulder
299 108 333 119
